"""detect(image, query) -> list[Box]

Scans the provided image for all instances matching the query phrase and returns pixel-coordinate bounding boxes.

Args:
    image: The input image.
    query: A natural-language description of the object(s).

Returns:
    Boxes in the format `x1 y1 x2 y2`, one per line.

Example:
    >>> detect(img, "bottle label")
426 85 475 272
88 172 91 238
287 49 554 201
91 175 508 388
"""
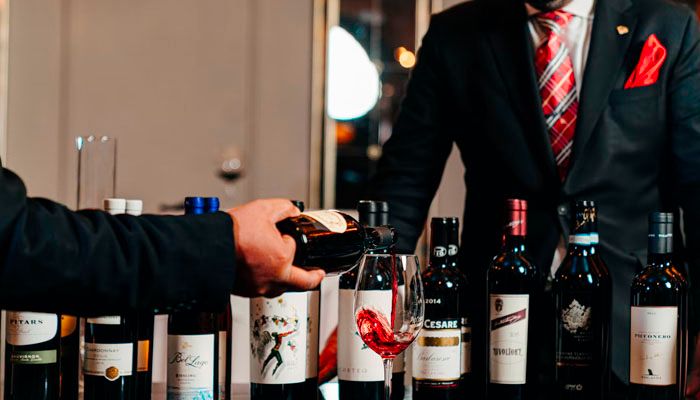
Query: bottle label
569 234 591 246
448 244 459 257
84 342 134 380
338 289 386 381
489 294 529 384
433 246 447 258
557 296 595 367
10 350 57 365
61 315 77 337
303 210 347 234
250 292 307 384
218 331 227 396
6 311 58 345
137 340 150 372
306 290 320 379
630 306 678 386
167 334 215 398
87 316 121 325
461 318 472 375
412 320 461 381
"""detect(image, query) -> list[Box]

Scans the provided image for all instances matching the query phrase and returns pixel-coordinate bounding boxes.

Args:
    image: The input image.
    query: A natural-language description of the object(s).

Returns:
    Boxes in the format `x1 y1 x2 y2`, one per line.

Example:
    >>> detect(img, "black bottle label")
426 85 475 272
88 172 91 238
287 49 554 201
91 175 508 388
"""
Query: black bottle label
557 295 594 367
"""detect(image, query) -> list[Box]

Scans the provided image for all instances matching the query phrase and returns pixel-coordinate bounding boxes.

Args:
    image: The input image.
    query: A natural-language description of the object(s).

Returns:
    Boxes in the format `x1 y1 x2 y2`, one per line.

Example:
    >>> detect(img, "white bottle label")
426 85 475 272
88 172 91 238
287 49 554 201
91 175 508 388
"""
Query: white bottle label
489 294 529 384
461 322 472 374
630 306 678 386
84 343 134 380
338 289 387 381
250 292 307 384
167 334 215 398
218 331 227 395
306 290 320 379
137 340 150 372
6 311 58 345
87 316 121 325
303 210 347 233
412 324 461 380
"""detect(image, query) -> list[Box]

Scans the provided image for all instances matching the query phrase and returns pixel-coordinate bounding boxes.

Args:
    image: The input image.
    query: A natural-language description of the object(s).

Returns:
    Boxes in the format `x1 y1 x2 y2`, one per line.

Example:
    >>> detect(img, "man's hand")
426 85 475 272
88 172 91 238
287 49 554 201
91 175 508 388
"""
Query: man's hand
228 199 325 297
687 334 700 398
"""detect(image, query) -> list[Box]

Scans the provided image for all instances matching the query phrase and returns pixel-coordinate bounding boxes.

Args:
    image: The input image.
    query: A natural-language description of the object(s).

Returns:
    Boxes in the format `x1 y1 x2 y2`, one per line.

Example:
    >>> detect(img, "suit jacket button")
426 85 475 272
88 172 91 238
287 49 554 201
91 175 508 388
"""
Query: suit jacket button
558 205 568 216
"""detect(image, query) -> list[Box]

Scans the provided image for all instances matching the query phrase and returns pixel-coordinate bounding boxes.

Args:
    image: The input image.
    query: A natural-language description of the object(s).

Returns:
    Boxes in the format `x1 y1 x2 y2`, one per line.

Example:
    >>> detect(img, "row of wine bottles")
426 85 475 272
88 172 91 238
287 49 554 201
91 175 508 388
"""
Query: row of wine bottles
484 199 687 400
3 198 155 400
2 196 396 400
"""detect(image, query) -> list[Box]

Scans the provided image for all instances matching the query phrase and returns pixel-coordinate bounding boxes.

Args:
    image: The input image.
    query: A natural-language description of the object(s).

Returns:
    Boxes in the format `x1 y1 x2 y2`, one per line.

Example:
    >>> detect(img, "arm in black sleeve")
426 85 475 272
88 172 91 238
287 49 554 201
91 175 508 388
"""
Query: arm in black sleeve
668 13 700 334
0 166 235 316
369 17 455 252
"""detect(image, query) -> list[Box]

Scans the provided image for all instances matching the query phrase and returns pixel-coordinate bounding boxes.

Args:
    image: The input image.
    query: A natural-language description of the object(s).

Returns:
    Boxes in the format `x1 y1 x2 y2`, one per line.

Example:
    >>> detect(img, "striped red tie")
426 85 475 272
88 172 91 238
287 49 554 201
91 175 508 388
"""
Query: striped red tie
535 11 578 181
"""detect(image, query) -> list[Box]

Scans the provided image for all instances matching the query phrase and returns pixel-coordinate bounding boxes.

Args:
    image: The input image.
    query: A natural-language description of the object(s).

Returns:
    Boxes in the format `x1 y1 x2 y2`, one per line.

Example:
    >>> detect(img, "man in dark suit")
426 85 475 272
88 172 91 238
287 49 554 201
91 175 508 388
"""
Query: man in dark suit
0 165 324 316
370 0 700 397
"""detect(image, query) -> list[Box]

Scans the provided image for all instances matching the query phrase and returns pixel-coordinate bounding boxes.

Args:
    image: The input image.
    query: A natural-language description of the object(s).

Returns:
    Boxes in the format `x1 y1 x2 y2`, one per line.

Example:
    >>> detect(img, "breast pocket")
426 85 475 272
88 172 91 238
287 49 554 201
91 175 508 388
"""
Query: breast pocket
608 84 661 104
597 84 665 163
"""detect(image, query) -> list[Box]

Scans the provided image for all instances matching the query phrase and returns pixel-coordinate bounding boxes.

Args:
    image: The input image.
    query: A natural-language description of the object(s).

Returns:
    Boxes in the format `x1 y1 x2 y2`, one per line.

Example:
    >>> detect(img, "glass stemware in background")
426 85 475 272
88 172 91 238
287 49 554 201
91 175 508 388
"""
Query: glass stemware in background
354 254 424 400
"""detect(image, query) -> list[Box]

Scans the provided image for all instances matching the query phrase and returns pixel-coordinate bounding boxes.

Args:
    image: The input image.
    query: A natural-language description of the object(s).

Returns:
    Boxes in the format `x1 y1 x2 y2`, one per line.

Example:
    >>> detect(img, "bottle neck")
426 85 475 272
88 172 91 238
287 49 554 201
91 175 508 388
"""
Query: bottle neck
648 252 673 267
503 234 527 253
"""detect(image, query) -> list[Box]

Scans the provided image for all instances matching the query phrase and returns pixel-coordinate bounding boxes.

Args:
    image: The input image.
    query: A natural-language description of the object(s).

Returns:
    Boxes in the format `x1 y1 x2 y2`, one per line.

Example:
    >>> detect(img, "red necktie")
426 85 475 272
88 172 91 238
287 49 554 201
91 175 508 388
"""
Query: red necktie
534 11 578 181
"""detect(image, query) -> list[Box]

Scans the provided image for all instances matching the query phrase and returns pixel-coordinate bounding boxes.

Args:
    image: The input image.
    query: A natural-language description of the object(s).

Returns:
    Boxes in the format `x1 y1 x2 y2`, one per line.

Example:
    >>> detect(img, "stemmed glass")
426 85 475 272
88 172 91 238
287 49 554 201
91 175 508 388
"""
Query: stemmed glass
353 254 425 400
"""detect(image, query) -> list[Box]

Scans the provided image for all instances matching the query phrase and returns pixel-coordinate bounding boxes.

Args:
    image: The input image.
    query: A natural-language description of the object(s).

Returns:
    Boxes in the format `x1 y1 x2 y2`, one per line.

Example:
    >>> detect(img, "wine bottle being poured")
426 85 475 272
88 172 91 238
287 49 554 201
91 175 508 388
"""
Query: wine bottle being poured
276 209 396 275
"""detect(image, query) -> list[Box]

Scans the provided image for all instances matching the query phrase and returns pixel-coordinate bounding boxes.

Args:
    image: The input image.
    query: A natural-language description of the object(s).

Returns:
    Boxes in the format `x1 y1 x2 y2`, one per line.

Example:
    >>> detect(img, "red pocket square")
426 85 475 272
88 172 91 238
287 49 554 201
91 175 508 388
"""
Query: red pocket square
624 34 667 89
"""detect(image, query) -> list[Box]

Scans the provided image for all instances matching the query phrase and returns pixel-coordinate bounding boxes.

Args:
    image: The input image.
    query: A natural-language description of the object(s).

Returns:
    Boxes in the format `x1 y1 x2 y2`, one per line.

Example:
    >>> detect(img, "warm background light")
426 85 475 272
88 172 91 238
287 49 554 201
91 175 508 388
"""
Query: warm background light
394 46 416 69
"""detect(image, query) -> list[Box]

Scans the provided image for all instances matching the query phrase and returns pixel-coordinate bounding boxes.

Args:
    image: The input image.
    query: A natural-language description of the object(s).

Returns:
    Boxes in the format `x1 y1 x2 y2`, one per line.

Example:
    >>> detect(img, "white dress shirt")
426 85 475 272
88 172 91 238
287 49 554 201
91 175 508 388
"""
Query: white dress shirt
525 0 596 276
526 0 596 94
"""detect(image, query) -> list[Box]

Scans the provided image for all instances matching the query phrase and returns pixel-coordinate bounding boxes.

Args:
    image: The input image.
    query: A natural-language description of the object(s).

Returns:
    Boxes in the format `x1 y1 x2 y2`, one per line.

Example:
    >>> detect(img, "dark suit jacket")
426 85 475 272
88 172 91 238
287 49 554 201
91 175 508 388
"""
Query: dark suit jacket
0 165 235 316
370 0 700 389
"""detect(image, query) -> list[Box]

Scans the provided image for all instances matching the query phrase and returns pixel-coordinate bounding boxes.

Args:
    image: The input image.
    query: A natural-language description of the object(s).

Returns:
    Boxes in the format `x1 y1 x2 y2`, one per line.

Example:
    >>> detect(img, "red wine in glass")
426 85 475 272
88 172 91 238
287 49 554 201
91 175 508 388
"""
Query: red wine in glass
354 254 425 400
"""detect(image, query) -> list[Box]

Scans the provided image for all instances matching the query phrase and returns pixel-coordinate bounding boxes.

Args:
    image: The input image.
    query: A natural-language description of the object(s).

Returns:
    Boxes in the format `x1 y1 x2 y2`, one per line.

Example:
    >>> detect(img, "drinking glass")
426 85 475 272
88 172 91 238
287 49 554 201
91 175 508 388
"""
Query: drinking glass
353 254 424 400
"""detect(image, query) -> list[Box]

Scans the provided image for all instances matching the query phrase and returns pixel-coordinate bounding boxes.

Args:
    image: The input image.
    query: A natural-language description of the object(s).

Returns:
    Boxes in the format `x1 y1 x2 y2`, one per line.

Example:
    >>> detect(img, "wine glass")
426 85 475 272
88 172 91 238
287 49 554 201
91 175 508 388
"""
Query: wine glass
353 254 425 400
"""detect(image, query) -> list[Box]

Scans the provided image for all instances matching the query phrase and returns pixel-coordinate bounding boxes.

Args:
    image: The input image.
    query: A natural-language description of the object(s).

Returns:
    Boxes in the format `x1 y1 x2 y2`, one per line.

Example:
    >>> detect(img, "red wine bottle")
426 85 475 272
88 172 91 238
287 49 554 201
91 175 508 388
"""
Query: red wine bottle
59 314 80 400
250 290 308 399
277 209 395 275
201 196 233 400
166 197 219 399
629 212 688 400
553 200 611 399
122 199 155 400
4 311 61 400
412 218 465 400
447 219 471 393
83 198 138 400
339 201 391 400
305 285 321 399
486 199 538 400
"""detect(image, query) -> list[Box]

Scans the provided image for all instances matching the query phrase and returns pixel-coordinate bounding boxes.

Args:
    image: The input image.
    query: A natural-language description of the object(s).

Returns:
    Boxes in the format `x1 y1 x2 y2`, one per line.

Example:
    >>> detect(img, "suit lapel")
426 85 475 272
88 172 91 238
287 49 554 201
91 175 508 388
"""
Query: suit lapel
570 0 637 173
486 3 558 183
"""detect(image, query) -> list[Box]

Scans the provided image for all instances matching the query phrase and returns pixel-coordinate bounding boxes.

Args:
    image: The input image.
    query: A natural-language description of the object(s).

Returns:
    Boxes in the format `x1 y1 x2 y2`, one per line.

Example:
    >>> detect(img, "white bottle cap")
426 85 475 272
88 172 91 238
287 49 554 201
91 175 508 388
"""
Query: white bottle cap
104 198 126 215
125 199 143 216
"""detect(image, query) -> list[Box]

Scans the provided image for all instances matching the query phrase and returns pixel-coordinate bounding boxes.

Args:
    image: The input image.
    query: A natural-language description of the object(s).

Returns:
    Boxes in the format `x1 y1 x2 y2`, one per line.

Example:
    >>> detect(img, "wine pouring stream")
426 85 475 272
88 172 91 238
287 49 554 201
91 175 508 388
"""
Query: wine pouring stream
353 254 425 400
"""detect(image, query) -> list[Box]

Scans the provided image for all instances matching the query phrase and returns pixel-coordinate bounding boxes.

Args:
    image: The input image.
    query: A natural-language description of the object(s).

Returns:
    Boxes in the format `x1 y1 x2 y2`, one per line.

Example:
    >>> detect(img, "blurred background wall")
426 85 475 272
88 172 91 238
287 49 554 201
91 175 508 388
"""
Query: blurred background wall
6 0 315 213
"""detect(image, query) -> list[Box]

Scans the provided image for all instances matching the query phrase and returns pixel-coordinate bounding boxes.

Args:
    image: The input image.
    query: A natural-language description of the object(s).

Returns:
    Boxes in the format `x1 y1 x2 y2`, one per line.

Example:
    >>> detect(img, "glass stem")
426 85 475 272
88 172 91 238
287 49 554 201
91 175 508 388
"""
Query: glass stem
383 358 393 400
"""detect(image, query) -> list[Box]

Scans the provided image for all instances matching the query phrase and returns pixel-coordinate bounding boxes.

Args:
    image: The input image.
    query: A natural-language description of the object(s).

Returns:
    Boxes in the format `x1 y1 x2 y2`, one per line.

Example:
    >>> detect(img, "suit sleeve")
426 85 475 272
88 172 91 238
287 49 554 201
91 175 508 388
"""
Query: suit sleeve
668 13 700 334
369 18 455 252
0 166 236 316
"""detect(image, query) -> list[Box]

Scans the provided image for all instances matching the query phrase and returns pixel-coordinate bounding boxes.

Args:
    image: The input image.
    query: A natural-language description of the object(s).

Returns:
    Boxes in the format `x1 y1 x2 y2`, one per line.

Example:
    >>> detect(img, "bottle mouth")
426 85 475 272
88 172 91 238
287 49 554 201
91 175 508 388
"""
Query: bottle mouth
371 225 397 248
